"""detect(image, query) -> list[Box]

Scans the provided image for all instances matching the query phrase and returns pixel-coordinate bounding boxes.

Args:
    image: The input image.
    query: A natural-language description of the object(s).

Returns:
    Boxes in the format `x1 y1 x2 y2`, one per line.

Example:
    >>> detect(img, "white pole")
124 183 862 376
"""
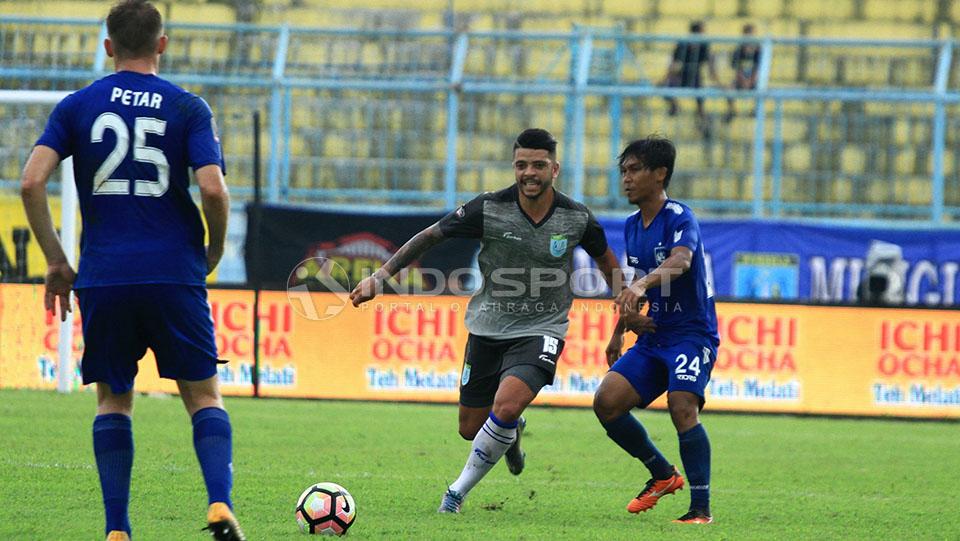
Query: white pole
57 157 77 393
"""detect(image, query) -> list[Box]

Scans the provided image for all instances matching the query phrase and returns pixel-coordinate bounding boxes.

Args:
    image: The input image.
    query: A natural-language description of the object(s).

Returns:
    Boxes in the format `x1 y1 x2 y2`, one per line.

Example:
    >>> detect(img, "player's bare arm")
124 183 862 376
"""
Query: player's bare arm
616 246 692 313
195 164 229 274
20 144 74 321
350 223 446 306
606 282 657 366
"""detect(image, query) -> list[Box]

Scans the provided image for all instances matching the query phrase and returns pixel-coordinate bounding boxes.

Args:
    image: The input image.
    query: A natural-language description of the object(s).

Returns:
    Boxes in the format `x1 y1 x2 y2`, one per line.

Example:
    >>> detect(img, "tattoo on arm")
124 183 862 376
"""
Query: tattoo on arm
378 223 446 279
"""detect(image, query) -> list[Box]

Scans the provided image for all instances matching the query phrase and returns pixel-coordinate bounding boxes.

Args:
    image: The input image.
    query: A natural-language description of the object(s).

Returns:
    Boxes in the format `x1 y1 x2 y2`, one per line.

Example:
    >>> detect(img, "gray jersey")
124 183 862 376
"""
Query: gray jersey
438 185 608 339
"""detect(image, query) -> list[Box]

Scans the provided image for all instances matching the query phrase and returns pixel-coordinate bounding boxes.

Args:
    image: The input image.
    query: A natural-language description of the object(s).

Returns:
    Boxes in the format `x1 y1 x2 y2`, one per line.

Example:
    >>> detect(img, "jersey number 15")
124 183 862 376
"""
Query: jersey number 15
91 112 169 197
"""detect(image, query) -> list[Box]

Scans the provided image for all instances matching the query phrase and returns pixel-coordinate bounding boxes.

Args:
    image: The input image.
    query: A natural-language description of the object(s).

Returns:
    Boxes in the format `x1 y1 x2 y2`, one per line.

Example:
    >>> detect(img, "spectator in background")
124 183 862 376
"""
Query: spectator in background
663 21 719 139
725 24 761 123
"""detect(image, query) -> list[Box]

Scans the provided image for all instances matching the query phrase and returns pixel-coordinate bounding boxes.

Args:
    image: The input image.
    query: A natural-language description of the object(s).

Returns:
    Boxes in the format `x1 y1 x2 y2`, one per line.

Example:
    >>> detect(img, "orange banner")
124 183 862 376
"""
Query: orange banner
1 284 958 418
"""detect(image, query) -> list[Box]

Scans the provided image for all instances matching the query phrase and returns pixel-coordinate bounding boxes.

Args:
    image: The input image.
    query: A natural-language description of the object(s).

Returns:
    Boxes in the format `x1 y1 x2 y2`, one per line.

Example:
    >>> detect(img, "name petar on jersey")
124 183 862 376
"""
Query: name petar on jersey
625 200 719 346
36 71 224 288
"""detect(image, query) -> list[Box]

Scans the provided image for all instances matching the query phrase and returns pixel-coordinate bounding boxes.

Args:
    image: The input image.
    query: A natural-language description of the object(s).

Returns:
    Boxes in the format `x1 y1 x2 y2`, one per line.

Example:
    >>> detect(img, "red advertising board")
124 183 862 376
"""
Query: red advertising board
1 284 957 418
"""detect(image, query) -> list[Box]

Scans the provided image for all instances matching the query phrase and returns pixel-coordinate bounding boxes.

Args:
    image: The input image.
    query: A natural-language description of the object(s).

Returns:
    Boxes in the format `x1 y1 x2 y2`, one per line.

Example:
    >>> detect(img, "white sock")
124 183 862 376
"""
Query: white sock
449 416 517 496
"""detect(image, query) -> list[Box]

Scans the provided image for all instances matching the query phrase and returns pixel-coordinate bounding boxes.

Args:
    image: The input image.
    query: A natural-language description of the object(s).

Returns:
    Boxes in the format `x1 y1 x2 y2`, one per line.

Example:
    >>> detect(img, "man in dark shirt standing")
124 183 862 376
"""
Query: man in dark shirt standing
663 21 719 139
725 24 761 123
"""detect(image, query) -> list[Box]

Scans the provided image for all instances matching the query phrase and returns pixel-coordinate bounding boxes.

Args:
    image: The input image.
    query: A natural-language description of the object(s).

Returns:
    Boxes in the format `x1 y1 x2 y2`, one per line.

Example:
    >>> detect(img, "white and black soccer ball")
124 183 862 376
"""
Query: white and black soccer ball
295 482 357 536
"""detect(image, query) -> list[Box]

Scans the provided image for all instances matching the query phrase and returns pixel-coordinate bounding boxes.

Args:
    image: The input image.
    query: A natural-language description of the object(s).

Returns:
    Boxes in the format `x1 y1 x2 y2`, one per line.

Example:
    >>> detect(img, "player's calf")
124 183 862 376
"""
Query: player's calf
504 416 526 475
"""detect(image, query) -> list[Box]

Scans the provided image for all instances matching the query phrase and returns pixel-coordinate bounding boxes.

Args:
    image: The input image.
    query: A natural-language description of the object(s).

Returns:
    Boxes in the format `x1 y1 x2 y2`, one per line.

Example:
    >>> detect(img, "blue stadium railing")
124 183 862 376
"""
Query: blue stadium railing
1 17 958 225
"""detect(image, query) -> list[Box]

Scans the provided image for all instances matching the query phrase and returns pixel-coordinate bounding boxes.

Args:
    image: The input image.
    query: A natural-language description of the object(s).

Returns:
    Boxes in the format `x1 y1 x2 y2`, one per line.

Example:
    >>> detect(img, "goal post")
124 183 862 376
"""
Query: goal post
0 89 77 392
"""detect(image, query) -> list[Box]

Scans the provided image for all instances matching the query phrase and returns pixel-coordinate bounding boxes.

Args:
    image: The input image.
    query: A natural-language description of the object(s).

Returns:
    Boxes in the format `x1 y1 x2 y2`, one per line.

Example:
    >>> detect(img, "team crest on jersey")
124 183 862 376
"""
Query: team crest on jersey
654 246 669 265
549 235 567 257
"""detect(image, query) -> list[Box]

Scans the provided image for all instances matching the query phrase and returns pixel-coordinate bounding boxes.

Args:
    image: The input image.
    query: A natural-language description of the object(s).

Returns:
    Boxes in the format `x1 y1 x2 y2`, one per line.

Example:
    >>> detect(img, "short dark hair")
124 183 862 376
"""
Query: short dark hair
690 21 704 33
618 135 676 188
513 128 558 158
107 0 163 60
743 23 755 34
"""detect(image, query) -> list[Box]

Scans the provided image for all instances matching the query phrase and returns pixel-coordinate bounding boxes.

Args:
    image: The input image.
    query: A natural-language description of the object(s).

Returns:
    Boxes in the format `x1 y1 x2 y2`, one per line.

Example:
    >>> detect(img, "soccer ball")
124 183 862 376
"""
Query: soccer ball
295 482 357 535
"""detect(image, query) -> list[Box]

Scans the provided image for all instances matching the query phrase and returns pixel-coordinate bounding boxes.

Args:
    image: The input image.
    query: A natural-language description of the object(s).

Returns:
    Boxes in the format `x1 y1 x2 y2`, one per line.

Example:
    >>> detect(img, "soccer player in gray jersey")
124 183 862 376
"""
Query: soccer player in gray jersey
350 129 622 513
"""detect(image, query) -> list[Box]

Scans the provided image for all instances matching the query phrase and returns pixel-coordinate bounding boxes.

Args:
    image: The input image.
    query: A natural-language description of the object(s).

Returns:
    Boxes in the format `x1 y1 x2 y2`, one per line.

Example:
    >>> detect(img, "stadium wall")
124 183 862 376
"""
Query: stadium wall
1 283 957 419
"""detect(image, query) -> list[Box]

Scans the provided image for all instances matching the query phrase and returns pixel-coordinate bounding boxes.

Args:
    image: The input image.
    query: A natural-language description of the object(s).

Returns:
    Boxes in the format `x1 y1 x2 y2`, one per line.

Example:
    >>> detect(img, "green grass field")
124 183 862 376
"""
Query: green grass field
1 389 957 540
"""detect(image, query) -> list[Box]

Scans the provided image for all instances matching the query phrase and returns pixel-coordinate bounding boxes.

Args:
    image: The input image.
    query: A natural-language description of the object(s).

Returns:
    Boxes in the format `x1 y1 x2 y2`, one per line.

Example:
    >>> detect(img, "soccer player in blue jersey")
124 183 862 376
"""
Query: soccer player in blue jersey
19 2 244 540
594 136 719 524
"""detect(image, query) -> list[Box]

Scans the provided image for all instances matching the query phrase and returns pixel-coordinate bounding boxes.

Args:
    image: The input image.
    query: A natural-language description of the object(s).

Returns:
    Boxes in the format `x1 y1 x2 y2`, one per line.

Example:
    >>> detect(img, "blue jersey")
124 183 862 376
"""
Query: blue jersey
624 200 719 346
36 71 224 288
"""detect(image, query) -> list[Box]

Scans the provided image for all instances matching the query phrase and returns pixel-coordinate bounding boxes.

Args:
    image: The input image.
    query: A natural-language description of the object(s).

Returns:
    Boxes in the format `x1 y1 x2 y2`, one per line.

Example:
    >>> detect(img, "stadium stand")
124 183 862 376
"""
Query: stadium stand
1 0 959 221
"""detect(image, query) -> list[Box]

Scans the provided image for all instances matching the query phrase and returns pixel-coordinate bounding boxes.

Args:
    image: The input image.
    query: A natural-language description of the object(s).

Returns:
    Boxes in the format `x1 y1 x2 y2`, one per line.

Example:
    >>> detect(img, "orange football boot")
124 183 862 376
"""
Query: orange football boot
203 502 247 541
673 509 713 524
626 467 685 513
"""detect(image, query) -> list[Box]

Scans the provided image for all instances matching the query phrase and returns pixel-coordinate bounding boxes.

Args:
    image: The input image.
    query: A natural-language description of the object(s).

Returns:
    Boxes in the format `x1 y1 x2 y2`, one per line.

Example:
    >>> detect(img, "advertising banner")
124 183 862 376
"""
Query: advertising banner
0 284 255 397
2 284 957 419
240 205 960 306
246 204 479 290
598 217 960 306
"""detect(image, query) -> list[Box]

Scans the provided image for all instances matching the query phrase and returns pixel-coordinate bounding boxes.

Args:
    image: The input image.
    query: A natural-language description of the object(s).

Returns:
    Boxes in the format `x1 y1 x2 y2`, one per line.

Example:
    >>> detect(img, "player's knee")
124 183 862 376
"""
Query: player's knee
592 390 624 423
491 401 523 424
667 397 699 431
458 423 481 440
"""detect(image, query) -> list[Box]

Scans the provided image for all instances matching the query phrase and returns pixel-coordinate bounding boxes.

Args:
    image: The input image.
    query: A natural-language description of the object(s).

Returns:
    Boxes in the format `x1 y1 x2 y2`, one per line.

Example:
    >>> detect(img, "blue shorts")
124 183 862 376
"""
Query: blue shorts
610 338 718 409
77 284 219 394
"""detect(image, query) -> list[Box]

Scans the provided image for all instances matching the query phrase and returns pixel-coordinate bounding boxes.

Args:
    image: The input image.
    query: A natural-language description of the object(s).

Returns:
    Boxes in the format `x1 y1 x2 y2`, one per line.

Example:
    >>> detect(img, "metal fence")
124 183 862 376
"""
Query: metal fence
1 17 958 224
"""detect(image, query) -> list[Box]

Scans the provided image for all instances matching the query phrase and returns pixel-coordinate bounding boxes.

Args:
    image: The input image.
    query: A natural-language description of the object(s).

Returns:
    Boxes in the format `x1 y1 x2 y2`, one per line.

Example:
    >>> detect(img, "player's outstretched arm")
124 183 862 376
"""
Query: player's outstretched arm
350 223 447 307
196 164 229 274
20 145 74 321
616 246 692 313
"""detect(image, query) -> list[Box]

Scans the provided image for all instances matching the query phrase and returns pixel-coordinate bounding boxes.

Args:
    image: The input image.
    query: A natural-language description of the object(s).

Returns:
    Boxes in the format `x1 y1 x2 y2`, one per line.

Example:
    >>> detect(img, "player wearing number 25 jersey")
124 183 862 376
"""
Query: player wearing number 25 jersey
37 66 222 287
21 2 243 540
595 136 719 525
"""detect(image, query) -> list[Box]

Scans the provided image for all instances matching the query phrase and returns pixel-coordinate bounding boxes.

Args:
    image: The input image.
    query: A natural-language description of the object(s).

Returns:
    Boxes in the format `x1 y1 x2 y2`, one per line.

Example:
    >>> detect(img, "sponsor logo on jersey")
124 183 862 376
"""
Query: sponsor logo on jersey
502 231 522 241
549 234 567 257
628 256 640 265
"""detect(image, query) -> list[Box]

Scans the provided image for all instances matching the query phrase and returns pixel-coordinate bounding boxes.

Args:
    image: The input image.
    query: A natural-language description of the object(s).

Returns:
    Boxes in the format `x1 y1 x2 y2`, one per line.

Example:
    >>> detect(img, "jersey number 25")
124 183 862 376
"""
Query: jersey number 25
91 112 169 197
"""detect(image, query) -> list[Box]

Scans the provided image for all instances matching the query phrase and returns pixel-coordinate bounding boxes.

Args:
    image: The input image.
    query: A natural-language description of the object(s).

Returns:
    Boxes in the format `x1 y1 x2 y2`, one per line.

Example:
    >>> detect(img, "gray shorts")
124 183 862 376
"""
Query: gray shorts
458 334 564 408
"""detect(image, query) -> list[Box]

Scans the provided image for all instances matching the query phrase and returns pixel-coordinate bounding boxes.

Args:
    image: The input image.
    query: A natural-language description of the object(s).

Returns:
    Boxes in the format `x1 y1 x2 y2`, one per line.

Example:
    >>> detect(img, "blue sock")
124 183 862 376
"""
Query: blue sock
192 407 234 508
678 424 711 513
93 414 133 536
602 413 674 480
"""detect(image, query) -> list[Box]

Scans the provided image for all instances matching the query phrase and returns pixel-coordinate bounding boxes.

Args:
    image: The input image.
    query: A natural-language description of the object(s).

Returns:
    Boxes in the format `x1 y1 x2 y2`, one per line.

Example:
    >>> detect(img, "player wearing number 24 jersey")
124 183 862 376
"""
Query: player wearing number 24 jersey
595 136 720 525
20 2 243 540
